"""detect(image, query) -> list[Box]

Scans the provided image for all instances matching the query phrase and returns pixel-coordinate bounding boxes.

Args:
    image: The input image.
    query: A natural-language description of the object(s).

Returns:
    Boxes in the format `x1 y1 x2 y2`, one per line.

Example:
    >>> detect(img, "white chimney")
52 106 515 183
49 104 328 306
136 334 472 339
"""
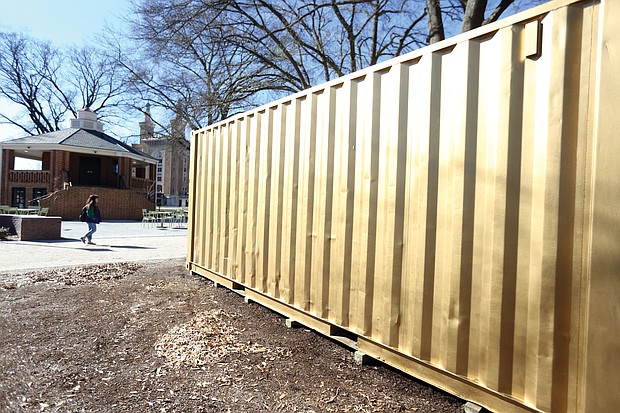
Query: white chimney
70 107 104 131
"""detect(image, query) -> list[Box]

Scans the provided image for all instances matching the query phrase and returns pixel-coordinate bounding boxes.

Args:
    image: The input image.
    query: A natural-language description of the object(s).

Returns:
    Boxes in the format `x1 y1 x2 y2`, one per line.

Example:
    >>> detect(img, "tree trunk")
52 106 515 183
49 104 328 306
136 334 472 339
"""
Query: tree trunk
462 0 489 32
426 0 445 44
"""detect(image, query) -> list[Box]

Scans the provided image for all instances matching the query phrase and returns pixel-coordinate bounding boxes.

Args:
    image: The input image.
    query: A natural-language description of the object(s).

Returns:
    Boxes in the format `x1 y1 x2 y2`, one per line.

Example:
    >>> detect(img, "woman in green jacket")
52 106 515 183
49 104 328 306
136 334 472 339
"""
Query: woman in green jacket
80 194 102 245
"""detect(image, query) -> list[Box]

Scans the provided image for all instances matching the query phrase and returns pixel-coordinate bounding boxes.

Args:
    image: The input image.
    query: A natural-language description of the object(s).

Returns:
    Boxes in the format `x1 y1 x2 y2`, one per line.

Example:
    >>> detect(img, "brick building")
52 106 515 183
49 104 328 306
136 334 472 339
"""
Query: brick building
0 108 157 219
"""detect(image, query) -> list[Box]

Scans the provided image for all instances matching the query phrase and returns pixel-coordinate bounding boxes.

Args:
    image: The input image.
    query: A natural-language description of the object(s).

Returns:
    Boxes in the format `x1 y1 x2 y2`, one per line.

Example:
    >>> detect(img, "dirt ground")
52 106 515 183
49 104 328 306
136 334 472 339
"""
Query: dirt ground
0 259 465 413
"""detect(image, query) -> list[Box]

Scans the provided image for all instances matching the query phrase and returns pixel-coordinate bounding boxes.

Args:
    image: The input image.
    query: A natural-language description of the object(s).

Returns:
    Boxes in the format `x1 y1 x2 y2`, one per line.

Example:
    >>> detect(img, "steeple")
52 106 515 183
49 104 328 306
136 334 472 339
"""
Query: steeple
170 100 187 141
139 103 155 142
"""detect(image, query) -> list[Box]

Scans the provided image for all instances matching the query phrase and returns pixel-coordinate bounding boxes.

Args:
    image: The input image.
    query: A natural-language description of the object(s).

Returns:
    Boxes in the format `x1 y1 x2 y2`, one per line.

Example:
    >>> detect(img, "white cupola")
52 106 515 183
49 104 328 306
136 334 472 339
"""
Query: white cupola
70 107 104 132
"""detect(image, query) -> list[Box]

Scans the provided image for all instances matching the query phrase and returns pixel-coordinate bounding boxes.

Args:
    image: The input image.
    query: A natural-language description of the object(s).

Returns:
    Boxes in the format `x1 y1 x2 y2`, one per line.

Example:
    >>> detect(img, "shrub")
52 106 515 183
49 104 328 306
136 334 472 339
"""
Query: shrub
0 227 10 240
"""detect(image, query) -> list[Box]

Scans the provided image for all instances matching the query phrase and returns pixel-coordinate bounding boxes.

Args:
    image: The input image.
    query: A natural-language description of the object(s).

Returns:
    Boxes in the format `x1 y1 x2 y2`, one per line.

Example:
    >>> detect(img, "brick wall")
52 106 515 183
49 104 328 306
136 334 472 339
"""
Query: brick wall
0 215 61 240
0 149 14 205
40 186 155 220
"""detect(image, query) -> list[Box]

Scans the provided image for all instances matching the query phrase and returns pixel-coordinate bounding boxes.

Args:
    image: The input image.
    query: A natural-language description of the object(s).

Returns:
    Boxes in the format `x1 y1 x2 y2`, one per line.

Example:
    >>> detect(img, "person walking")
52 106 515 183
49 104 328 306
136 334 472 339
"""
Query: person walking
80 194 102 245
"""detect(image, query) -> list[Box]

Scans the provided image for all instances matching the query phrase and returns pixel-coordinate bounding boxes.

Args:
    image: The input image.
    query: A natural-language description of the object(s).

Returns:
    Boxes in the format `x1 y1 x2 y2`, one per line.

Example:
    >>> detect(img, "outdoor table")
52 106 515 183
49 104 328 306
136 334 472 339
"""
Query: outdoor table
150 211 173 227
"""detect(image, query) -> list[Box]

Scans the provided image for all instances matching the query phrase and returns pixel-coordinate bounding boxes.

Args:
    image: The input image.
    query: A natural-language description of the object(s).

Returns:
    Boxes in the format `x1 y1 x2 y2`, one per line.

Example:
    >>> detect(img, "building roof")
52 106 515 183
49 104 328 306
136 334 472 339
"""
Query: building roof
2 128 157 163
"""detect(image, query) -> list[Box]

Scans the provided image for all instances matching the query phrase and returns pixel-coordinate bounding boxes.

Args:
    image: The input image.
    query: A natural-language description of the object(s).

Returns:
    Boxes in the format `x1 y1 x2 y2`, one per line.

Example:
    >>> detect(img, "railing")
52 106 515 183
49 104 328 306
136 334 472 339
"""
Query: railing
130 177 154 190
130 177 155 203
8 170 51 184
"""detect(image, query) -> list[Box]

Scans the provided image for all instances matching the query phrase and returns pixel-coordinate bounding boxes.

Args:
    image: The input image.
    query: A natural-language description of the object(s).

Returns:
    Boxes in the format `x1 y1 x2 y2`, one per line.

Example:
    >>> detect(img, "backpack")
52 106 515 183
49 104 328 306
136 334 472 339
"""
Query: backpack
79 207 87 222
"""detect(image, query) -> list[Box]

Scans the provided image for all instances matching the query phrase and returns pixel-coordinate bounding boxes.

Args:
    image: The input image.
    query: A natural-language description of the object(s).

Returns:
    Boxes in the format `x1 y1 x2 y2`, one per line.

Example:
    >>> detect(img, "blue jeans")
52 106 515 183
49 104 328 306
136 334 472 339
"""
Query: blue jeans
84 222 97 241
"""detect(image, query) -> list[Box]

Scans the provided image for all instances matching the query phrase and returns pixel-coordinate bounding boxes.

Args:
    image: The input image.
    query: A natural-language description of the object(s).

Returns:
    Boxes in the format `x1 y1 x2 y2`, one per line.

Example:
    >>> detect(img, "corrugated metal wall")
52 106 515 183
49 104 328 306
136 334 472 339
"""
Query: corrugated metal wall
188 1 620 412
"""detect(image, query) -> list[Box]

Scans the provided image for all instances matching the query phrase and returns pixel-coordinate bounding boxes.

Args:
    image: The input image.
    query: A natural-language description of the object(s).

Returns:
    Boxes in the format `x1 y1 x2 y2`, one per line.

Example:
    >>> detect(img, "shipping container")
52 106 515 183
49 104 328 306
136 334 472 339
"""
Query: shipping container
187 0 620 411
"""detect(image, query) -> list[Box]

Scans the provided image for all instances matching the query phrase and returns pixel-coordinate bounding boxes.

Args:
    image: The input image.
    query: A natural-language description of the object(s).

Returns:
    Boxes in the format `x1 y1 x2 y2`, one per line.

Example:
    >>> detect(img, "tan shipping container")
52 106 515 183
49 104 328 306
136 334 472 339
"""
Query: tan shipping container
187 0 620 411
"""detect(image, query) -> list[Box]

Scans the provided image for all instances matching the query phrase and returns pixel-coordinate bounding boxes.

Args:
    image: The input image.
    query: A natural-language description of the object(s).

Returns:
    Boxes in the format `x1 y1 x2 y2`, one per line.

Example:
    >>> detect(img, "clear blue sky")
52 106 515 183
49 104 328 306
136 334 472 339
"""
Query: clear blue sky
0 0 130 45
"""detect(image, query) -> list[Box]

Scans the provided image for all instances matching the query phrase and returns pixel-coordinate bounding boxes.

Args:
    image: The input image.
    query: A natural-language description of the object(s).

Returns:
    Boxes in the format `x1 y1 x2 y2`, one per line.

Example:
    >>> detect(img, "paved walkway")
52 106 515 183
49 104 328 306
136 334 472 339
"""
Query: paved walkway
0 221 188 272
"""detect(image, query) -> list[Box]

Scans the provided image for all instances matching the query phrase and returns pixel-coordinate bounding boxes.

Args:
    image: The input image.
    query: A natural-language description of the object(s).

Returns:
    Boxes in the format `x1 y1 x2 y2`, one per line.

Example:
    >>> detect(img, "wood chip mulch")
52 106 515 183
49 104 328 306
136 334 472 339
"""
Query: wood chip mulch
155 309 292 367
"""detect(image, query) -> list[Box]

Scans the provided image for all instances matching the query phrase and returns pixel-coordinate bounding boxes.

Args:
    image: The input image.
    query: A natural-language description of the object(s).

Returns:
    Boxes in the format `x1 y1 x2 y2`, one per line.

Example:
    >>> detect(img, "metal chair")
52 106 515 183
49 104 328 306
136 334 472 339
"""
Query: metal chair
141 209 156 227
171 209 186 228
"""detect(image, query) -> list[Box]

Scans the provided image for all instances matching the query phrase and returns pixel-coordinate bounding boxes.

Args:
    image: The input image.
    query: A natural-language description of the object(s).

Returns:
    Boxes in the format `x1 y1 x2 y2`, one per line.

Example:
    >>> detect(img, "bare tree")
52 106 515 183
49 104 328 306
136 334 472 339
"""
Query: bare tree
227 0 429 84
113 0 280 132
67 46 128 119
0 32 68 134
426 0 544 43
0 31 130 136
462 0 490 32
426 0 445 44
122 0 431 127
0 1 547 138
121 0 546 129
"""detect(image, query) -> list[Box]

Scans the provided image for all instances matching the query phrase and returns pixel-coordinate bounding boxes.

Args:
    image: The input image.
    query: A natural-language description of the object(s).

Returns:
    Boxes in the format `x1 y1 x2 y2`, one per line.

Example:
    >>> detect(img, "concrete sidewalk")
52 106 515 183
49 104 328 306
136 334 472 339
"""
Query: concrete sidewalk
0 221 188 272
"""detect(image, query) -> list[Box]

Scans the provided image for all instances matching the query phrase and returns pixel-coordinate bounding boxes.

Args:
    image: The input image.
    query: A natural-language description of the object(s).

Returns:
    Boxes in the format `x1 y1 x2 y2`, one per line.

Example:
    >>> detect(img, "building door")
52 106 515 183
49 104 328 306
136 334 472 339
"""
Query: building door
32 188 48 205
78 156 101 186
11 187 26 208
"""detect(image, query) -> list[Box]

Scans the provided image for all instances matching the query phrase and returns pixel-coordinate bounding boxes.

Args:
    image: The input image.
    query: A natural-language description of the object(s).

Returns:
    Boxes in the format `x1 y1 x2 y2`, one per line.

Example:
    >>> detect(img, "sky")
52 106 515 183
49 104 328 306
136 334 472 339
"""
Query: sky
0 0 131 46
